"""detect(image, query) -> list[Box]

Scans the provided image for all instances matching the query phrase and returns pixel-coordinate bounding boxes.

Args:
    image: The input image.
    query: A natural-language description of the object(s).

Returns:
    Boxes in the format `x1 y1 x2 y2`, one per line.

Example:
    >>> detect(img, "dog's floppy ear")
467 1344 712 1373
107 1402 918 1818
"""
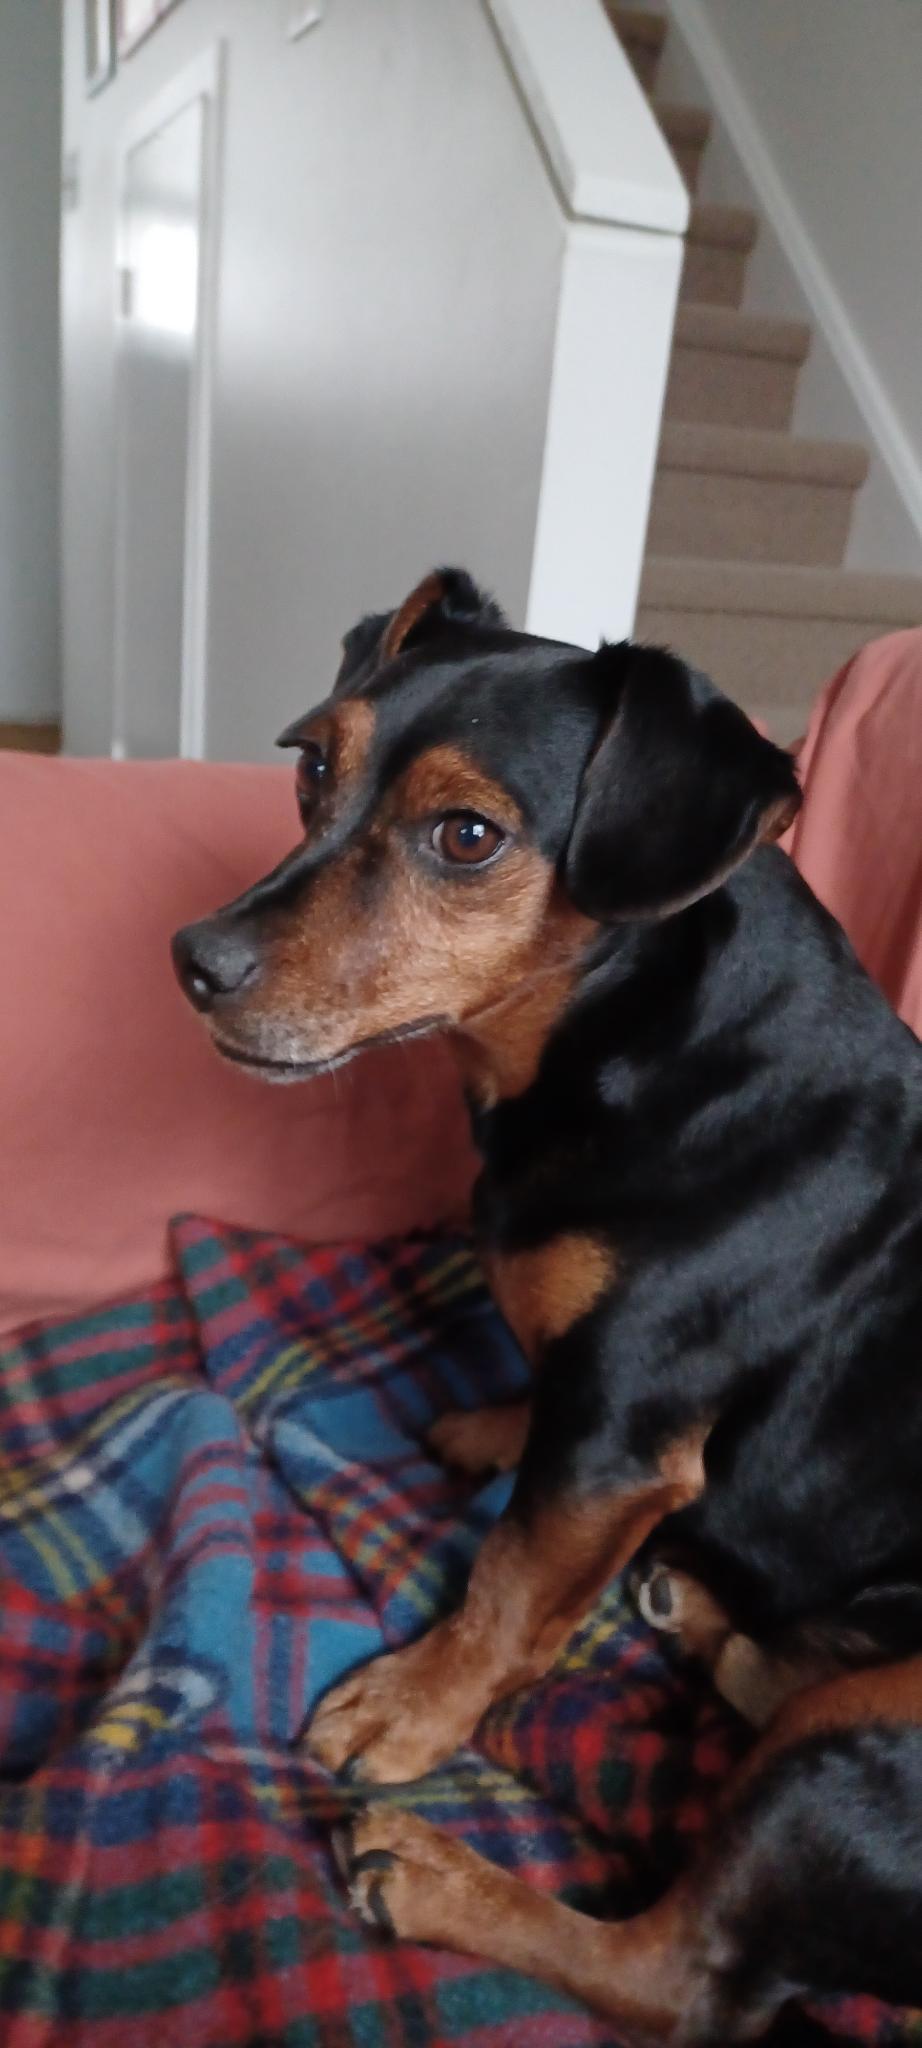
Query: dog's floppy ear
334 568 503 694
566 643 801 920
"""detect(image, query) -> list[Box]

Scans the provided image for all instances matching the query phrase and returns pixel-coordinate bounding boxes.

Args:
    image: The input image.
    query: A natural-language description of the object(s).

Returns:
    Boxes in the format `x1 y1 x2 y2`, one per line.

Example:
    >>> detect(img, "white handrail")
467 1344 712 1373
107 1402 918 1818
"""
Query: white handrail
486 0 689 234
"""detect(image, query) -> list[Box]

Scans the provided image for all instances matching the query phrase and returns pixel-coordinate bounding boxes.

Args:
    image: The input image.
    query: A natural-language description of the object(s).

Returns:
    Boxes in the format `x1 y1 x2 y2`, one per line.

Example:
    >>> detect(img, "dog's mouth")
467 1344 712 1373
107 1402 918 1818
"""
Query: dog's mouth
212 1016 446 1081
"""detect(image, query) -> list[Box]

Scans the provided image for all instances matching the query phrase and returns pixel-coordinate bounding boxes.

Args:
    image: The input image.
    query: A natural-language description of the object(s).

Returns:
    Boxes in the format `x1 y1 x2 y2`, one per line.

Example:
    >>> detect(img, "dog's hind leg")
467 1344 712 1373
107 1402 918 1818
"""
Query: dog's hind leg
636 1565 833 1728
339 1657 922 2042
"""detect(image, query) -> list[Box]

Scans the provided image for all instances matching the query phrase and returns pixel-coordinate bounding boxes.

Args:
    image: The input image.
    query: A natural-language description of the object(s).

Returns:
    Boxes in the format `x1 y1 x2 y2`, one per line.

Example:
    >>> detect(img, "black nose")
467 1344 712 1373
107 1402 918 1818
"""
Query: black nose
171 919 262 1013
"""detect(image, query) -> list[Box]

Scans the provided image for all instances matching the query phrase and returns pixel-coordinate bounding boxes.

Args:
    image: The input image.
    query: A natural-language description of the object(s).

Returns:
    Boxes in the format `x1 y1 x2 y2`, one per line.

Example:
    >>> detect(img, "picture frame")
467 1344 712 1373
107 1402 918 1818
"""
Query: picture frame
85 0 115 96
116 0 159 58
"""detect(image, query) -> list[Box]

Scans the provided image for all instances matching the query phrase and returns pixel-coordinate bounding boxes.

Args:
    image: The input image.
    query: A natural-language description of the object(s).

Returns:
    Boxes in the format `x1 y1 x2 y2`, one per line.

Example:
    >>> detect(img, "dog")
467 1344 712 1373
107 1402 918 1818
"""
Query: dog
173 569 922 2043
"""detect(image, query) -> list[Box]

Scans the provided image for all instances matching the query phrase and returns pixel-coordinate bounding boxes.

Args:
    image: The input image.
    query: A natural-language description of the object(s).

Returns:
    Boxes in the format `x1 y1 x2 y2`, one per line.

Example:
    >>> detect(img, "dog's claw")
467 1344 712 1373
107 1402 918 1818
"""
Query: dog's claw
336 1806 476 1947
647 1567 675 1621
350 1847 397 1877
361 1875 397 1938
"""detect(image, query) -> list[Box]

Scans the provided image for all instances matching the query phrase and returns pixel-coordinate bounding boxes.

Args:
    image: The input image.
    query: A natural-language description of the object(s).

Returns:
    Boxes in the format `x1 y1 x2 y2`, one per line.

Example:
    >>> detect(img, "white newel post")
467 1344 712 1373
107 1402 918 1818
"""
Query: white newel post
485 0 689 650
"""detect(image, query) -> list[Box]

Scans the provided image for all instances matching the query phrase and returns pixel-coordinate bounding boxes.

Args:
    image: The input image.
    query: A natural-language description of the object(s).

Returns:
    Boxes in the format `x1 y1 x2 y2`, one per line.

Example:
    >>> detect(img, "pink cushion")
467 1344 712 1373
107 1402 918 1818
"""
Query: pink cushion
786 628 922 1039
0 756 475 1334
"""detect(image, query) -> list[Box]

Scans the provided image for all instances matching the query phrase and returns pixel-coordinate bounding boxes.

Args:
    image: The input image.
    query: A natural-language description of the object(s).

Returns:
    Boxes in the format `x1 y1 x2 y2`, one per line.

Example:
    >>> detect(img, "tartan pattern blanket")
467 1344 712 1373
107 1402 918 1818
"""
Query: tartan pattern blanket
0 1218 918 2047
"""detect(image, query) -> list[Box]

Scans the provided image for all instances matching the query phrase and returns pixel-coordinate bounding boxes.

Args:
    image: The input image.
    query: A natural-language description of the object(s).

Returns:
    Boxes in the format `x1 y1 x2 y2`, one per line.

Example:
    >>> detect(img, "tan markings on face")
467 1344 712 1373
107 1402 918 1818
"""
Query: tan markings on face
296 698 376 798
485 1236 617 1364
381 571 447 663
396 749 596 1100
395 744 523 831
329 697 376 782
223 739 596 1079
289 698 377 847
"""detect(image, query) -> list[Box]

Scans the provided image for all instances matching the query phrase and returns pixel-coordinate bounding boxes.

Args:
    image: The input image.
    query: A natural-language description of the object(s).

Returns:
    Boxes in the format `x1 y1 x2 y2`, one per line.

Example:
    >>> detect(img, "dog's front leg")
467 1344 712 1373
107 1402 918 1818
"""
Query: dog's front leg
304 1424 707 1784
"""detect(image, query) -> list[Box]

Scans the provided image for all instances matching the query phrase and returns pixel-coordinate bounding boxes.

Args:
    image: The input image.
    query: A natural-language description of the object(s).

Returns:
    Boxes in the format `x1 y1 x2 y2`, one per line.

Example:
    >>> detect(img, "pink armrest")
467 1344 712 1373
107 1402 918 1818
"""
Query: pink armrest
787 628 922 1040
0 756 475 1334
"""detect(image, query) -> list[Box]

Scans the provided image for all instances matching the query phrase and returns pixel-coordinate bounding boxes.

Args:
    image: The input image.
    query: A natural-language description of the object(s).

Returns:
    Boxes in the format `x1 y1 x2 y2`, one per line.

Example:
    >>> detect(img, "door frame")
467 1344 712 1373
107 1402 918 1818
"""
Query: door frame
111 43 225 760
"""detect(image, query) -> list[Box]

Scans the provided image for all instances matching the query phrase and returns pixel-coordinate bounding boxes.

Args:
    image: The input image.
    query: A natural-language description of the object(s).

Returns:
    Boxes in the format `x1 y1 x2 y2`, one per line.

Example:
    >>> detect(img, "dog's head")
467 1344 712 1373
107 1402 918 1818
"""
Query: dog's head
172 568 800 1090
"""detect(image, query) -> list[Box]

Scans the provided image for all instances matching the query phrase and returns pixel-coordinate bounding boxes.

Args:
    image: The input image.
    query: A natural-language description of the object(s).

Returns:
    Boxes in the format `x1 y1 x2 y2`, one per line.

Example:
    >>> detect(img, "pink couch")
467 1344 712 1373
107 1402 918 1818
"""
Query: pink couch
2 627 918 1336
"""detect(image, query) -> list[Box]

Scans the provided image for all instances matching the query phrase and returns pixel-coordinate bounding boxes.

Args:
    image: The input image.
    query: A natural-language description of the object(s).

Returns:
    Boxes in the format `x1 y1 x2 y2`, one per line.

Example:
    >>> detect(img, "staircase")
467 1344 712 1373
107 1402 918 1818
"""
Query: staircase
609 5 922 740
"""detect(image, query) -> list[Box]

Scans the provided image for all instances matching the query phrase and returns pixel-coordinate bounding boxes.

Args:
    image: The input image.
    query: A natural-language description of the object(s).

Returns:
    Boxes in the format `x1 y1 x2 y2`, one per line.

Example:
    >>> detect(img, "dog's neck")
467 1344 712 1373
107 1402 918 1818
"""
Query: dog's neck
453 880 747 1145
447 892 605 1109
450 957 587 1108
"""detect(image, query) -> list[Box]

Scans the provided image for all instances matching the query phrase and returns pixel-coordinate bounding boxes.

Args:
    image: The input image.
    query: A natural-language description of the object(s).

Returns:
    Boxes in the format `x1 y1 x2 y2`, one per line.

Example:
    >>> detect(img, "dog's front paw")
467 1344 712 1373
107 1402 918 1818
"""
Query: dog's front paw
427 1401 530 1477
304 1629 475 1784
334 1806 492 1948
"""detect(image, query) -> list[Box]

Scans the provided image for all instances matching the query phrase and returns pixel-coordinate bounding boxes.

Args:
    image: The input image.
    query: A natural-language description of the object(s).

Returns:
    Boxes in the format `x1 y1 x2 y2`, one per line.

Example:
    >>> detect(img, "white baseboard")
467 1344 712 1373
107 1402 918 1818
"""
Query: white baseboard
669 0 922 565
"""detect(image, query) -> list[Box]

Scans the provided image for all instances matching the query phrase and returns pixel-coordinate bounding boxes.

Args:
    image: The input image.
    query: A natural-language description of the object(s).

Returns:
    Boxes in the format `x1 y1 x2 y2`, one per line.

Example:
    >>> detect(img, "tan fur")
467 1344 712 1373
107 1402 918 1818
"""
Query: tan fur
306 1430 708 1784
339 1656 922 2033
215 735 595 1080
330 697 376 780
381 572 449 663
712 1634 808 1728
486 1236 617 1363
451 933 594 1104
733 1653 922 1794
343 1806 701 2036
395 744 523 831
337 1629 922 2035
427 1402 530 1476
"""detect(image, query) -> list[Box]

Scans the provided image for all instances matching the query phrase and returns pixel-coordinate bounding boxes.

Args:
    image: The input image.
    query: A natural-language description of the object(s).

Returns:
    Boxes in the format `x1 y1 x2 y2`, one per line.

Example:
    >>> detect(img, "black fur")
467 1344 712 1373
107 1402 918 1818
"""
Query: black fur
176 571 922 2023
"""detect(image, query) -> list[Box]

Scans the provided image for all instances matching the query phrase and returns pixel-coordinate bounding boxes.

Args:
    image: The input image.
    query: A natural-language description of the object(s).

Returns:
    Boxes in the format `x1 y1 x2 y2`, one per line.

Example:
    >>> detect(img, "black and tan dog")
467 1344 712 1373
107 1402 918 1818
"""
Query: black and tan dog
173 570 922 2043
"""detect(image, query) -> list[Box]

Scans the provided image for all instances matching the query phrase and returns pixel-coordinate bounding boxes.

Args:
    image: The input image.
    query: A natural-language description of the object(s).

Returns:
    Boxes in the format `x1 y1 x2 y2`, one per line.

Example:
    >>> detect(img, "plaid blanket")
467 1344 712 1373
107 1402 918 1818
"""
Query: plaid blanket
0 1219 918 2047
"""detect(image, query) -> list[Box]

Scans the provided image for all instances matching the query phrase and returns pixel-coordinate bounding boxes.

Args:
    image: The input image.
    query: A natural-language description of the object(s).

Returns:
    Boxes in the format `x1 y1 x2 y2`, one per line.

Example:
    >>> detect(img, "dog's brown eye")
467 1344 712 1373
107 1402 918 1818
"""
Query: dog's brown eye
296 743 328 820
432 812 505 867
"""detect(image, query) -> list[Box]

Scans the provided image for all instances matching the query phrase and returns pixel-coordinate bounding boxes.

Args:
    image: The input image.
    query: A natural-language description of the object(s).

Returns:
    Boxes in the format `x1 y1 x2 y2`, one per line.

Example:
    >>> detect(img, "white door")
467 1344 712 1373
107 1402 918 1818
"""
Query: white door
113 89 209 757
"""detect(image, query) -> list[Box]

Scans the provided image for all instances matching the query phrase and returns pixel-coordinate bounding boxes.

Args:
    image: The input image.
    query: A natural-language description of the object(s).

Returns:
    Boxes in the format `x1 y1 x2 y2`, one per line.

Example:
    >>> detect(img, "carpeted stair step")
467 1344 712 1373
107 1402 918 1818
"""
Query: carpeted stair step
681 202 758 307
606 5 667 92
637 557 922 740
0 721 61 755
656 101 711 192
666 304 811 431
649 423 869 567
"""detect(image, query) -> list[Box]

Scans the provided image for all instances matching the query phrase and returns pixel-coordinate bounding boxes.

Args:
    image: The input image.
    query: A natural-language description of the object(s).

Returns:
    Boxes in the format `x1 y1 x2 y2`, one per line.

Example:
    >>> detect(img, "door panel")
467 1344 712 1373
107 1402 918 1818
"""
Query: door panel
114 96 205 757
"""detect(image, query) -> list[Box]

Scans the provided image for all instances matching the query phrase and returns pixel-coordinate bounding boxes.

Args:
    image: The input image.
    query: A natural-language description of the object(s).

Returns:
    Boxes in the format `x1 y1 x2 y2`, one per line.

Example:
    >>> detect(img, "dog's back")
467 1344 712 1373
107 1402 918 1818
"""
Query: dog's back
604 847 922 1640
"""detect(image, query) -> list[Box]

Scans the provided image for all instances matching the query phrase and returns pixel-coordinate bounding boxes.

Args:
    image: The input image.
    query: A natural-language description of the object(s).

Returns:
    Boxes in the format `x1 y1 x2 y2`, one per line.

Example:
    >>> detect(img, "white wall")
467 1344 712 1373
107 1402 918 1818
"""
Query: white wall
61 0 570 759
666 0 922 573
0 1 61 722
